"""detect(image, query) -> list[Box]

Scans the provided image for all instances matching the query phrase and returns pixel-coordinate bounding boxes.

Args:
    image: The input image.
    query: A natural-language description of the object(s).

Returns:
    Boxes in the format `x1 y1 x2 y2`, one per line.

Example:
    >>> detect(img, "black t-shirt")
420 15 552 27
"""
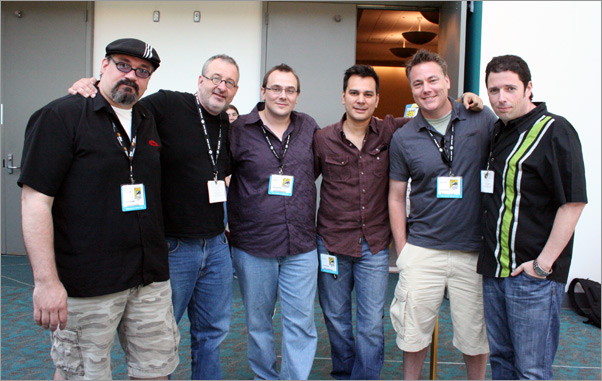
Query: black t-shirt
18 94 168 297
140 90 231 238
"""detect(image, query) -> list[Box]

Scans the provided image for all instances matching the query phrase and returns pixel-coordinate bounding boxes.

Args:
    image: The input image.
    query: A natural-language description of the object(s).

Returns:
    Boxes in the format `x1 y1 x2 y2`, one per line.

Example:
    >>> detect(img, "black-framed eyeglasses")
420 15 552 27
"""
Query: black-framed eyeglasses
108 56 152 79
203 75 237 89
265 86 298 95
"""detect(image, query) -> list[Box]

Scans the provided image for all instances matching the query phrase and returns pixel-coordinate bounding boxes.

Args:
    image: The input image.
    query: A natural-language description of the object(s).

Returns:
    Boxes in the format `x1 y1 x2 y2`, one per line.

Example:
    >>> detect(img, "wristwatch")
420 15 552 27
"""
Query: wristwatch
533 259 553 277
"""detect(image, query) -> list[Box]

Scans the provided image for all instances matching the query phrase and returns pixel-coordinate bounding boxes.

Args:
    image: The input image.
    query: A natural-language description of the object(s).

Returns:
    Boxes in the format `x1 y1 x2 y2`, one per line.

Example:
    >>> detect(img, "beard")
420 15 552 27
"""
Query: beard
111 79 139 106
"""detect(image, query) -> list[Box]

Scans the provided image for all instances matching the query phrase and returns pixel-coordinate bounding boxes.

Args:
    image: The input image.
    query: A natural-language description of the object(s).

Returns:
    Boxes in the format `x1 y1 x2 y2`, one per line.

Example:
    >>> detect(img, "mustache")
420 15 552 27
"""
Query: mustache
114 78 139 92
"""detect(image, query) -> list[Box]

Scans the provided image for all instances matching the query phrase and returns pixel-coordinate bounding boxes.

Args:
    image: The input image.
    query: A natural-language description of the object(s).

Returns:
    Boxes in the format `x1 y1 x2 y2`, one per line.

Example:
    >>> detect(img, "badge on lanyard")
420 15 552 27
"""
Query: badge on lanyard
481 170 494 194
121 183 147 211
208 179 227 203
268 174 294 196
437 176 463 198
319 253 338 275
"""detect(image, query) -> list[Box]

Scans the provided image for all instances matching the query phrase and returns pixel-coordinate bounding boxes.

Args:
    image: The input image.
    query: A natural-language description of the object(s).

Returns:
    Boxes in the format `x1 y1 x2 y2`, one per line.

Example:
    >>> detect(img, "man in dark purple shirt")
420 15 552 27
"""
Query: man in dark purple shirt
314 64 483 380
228 64 319 380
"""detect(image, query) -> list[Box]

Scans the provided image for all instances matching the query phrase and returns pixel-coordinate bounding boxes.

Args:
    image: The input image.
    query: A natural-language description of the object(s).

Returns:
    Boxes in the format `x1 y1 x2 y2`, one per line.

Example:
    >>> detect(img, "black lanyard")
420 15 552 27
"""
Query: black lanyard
261 126 291 175
112 121 137 184
195 95 222 181
426 123 455 176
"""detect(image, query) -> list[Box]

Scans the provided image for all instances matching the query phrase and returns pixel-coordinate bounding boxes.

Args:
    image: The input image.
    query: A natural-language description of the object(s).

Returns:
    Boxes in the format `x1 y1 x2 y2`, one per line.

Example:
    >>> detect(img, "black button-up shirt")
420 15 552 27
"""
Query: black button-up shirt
228 102 319 258
19 93 168 297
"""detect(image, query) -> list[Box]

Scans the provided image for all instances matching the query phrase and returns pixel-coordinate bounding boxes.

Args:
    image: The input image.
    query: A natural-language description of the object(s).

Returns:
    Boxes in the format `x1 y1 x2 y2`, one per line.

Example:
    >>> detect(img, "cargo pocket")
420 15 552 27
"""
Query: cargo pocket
390 286 408 338
51 328 85 378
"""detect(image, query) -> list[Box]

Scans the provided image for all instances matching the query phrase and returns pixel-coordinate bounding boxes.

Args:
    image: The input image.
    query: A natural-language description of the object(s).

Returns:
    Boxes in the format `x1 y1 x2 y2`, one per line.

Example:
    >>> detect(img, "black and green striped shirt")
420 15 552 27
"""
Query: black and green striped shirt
477 103 587 283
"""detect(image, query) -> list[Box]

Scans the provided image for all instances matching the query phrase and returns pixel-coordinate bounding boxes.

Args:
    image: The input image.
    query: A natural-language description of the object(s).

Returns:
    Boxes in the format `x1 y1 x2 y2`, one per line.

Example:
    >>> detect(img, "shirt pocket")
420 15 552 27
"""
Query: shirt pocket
367 146 389 178
324 156 351 182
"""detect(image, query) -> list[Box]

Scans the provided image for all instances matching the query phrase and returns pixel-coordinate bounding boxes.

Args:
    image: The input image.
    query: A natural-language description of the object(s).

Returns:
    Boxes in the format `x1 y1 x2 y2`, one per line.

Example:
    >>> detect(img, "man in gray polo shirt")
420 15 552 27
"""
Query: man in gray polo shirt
388 49 498 380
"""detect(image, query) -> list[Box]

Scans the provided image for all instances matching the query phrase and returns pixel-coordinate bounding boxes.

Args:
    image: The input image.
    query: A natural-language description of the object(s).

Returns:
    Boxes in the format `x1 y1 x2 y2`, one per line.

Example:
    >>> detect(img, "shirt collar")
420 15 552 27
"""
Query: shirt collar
335 113 379 138
500 102 547 133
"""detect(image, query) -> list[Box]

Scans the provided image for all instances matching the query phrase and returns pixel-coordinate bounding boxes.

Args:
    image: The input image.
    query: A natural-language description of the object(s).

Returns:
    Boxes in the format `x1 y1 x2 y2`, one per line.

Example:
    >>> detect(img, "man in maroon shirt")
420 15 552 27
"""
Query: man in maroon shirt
314 64 482 380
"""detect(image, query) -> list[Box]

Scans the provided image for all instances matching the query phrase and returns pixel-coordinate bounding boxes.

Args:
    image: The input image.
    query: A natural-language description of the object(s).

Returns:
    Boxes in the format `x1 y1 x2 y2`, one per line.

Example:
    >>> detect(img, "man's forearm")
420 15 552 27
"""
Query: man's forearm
536 202 587 271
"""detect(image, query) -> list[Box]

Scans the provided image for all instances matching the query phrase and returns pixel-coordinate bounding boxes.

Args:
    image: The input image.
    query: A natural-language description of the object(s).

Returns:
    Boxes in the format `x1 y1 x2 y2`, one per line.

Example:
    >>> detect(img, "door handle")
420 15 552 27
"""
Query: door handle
6 153 21 175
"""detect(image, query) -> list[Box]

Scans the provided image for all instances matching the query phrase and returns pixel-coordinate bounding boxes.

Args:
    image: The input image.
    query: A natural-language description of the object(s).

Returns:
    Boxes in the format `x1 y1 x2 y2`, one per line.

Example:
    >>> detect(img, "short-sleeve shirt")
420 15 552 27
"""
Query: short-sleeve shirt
141 90 231 239
18 93 168 297
389 98 497 252
314 114 409 257
477 103 587 283
228 102 319 258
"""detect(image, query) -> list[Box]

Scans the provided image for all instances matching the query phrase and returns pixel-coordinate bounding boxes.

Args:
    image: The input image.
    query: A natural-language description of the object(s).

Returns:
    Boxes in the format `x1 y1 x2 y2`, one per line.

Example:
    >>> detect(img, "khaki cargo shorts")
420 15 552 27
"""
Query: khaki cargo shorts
390 243 488 355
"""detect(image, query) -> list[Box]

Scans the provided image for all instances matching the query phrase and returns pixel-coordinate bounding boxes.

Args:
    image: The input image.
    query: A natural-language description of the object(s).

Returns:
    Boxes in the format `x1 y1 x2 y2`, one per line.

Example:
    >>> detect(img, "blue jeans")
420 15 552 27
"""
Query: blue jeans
167 233 232 380
483 273 565 380
317 236 389 380
231 246 318 380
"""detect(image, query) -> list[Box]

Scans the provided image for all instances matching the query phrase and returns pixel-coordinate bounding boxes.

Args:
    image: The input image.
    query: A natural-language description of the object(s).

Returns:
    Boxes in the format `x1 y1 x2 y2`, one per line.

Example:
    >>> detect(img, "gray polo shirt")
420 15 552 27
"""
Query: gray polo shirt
389 98 497 252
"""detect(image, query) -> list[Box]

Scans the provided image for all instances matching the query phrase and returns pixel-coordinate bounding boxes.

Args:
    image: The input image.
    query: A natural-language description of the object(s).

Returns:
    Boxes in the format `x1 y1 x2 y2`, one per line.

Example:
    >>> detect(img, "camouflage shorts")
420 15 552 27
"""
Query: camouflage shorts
51 281 180 380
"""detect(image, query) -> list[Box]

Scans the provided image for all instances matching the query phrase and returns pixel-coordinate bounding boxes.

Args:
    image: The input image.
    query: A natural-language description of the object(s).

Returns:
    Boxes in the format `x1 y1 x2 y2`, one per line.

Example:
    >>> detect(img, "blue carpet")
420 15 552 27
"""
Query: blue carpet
2 254 600 380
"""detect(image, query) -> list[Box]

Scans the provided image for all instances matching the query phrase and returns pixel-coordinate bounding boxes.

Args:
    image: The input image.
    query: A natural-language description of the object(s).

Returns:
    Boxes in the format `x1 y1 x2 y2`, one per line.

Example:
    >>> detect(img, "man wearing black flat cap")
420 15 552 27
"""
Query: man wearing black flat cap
19 38 179 380
69 53 240 380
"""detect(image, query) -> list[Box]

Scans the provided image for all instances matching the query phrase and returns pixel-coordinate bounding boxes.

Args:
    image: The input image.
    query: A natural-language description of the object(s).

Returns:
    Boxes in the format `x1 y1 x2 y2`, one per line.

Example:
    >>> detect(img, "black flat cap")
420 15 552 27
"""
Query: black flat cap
105 38 161 69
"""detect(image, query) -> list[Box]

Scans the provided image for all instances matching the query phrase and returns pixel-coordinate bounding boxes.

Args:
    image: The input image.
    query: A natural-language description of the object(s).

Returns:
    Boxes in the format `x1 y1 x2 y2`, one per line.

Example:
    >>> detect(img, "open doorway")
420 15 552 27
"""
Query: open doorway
356 7 440 118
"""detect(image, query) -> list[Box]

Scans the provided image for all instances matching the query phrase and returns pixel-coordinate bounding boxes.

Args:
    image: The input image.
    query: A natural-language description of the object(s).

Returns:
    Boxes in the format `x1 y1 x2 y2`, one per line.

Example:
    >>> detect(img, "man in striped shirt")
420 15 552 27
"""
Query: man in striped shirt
478 55 587 380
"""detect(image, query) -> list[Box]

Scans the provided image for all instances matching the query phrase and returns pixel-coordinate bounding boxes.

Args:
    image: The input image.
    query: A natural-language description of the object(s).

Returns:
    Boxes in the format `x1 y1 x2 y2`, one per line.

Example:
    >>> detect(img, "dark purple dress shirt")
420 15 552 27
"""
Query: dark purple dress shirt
228 102 319 258
314 114 409 257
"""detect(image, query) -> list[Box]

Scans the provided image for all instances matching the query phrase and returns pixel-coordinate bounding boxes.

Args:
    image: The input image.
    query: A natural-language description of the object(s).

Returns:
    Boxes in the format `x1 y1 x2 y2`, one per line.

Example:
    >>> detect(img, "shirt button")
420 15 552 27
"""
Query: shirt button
377 157 380 160
362 206 365 210
363 223 366 227
359 155 362 159
360 172 364 175
362 189 366 193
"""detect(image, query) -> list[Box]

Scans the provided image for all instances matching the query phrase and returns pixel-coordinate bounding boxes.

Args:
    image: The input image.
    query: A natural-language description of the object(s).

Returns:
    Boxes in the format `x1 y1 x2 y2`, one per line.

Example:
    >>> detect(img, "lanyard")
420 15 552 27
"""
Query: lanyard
112 121 137 184
261 126 291 175
195 95 222 181
426 123 455 176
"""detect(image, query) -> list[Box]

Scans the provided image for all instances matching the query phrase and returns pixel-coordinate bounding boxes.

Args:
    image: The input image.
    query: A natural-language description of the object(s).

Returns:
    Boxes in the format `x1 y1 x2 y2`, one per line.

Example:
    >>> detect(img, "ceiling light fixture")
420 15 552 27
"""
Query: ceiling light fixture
390 37 417 58
402 16 437 45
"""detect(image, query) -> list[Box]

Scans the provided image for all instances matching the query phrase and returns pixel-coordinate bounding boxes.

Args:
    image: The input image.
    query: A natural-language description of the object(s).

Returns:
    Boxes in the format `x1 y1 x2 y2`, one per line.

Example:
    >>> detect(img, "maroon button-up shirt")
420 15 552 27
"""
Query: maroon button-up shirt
228 102 319 258
314 114 409 257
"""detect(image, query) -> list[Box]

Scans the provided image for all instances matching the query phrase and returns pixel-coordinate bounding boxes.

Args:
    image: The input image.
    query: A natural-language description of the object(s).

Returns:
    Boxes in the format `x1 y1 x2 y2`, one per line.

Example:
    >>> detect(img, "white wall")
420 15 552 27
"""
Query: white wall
480 1 601 283
93 1 263 115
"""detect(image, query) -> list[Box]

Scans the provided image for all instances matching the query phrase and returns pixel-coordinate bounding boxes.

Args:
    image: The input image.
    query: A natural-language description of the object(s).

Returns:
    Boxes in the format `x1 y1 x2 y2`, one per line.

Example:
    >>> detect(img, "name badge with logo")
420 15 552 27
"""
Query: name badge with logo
320 253 338 275
121 183 147 212
268 174 294 196
437 176 463 198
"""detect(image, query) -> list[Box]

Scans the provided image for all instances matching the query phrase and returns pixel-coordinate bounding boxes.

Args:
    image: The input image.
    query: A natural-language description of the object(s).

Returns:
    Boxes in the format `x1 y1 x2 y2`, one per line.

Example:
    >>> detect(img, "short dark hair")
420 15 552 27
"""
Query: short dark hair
262 63 300 92
405 49 448 80
343 64 380 93
485 55 533 100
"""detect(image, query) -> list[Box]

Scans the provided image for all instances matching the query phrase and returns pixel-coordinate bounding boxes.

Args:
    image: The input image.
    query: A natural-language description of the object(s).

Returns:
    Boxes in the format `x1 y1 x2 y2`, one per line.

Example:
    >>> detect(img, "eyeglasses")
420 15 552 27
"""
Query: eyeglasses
203 75 237 89
108 56 152 79
265 86 299 95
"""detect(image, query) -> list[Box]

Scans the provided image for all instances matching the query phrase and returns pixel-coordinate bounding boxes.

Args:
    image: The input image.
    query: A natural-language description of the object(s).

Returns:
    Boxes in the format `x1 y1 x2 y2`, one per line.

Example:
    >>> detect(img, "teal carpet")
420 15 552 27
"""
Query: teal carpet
2 254 600 380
